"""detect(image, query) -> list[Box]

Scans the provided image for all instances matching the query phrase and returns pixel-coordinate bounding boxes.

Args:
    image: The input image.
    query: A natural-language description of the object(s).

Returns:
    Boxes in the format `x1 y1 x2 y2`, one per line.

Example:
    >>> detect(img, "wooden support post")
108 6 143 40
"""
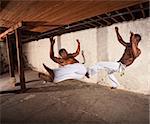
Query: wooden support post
15 28 26 90
0 22 23 41
6 35 15 77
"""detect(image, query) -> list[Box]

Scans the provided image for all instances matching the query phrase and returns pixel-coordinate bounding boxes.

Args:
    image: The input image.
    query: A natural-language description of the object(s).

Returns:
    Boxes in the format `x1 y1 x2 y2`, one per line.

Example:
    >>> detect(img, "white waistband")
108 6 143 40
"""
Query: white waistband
118 62 126 72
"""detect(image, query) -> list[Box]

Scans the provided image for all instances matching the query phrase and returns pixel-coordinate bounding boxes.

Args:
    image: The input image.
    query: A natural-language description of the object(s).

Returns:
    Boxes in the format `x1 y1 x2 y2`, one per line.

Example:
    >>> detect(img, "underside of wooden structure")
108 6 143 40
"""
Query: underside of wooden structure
0 0 149 42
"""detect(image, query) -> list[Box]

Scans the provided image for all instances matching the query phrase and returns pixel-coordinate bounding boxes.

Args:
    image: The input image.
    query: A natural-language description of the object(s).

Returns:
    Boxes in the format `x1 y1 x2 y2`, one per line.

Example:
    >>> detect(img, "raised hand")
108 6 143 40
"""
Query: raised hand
130 31 134 36
131 34 137 45
76 39 80 45
50 37 55 45
115 27 119 32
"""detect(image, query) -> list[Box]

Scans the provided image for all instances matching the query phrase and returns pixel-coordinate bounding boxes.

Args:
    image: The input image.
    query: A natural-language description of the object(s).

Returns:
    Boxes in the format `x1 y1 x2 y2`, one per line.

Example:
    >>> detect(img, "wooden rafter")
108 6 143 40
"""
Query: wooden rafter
106 13 118 23
115 10 126 21
127 7 135 20
83 25 91 28
85 21 97 27
89 18 105 27
97 16 111 25
140 4 145 18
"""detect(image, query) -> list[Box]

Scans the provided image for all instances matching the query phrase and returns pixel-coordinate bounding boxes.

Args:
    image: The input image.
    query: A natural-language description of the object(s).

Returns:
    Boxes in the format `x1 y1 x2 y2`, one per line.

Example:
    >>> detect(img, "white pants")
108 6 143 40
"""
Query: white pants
88 62 126 88
53 63 87 83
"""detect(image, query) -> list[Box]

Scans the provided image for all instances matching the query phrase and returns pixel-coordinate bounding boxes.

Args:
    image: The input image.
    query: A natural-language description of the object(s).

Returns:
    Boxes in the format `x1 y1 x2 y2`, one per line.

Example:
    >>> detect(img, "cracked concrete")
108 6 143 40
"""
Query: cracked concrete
0 70 149 124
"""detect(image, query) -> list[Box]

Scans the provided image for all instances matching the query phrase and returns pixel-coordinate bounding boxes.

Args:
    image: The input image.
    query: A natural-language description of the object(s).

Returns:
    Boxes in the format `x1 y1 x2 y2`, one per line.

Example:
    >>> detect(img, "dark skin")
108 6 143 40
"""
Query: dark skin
115 27 141 66
50 37 80 66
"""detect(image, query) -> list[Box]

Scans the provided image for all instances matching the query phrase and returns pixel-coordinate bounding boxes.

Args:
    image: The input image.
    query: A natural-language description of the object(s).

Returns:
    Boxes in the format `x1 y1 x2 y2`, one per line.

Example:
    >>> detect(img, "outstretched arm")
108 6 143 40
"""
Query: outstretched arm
115 27 128 47
72 39 80 57
49 37 62 64
131 34 141 58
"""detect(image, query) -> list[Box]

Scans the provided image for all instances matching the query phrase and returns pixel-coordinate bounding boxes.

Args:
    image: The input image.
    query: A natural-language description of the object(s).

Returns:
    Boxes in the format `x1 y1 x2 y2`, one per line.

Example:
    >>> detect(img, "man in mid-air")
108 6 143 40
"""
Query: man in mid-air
39 37 87 83
87 27 141 89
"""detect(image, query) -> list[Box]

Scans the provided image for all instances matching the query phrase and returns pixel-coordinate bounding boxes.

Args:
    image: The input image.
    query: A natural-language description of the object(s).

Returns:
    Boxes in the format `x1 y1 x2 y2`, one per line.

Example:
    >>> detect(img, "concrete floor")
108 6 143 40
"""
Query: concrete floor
0 70 149 124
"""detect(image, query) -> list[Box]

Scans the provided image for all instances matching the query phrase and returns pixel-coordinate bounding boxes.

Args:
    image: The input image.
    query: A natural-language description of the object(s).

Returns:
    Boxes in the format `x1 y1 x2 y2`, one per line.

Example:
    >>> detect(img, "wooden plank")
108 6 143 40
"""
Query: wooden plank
0 22 22 41
15 28 26 90
6 35 15 77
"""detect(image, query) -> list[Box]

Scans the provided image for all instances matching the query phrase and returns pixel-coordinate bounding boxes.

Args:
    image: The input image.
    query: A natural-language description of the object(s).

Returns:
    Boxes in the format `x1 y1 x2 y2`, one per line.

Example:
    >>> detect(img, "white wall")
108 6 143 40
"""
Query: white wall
23 17 150 94
23 38 59 75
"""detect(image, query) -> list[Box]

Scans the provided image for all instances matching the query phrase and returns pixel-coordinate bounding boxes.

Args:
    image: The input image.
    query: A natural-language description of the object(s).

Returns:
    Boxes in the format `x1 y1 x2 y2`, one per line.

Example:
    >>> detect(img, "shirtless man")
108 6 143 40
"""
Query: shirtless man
39 37 87 82
50 37 80 66
88 27 141 89
116 27 141 66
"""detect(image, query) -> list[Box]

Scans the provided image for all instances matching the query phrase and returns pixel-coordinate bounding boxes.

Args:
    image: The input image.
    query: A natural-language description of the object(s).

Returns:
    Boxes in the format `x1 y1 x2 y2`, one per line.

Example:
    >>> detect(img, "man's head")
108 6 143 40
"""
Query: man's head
59 48 68 58
134 34 141 43
130 33 141 44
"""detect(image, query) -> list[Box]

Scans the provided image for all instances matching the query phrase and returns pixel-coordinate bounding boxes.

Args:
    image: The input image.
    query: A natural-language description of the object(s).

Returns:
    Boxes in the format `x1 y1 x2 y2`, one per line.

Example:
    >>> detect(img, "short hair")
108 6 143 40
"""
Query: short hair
134 34 141 42
59 48 66 55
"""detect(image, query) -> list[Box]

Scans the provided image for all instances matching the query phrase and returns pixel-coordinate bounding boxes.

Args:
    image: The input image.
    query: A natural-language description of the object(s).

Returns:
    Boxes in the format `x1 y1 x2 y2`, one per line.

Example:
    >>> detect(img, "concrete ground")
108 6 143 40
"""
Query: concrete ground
0 70 149 124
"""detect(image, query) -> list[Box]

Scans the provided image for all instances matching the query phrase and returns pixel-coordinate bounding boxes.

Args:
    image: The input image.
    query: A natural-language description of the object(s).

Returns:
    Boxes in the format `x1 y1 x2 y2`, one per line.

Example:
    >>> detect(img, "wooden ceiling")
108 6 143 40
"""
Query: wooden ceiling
0 0 146 33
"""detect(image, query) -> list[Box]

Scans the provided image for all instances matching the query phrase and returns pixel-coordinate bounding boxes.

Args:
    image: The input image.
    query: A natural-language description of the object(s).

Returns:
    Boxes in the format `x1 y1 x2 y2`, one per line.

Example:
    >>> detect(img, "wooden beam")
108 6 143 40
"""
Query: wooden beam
15 28 26 90
115 10 126 21
140 4 145 18
97 16 111 25
0 22 22 41
127 7 135 20
6 35 15 77
82 25 91 28
85 21 97 27
106 13 118 23
89 18 105 27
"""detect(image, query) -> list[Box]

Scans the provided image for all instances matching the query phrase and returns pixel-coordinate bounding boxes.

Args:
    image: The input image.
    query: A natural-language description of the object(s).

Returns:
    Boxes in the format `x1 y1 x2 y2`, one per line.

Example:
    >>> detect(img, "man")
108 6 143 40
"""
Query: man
39 37 87 83
87 27 141 89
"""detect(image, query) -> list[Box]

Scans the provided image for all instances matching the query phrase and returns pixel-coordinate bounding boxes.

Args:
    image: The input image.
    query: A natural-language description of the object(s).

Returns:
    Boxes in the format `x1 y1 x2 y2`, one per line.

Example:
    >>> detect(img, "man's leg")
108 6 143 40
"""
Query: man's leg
108 73 120 89
38 64 55 82
88 61 120 88
43 64 55 81
38 72 53 82
88 61 119 76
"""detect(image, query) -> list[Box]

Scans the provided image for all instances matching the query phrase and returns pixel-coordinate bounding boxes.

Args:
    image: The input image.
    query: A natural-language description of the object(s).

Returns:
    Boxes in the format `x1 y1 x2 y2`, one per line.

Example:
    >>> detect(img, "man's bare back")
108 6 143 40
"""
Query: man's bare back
115 27 141 66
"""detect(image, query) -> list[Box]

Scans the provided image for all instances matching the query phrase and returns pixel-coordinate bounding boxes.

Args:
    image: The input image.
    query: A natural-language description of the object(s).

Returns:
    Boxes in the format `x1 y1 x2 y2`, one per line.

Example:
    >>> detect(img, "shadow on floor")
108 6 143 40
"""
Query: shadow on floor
15 79 41 86
0 80 91 94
